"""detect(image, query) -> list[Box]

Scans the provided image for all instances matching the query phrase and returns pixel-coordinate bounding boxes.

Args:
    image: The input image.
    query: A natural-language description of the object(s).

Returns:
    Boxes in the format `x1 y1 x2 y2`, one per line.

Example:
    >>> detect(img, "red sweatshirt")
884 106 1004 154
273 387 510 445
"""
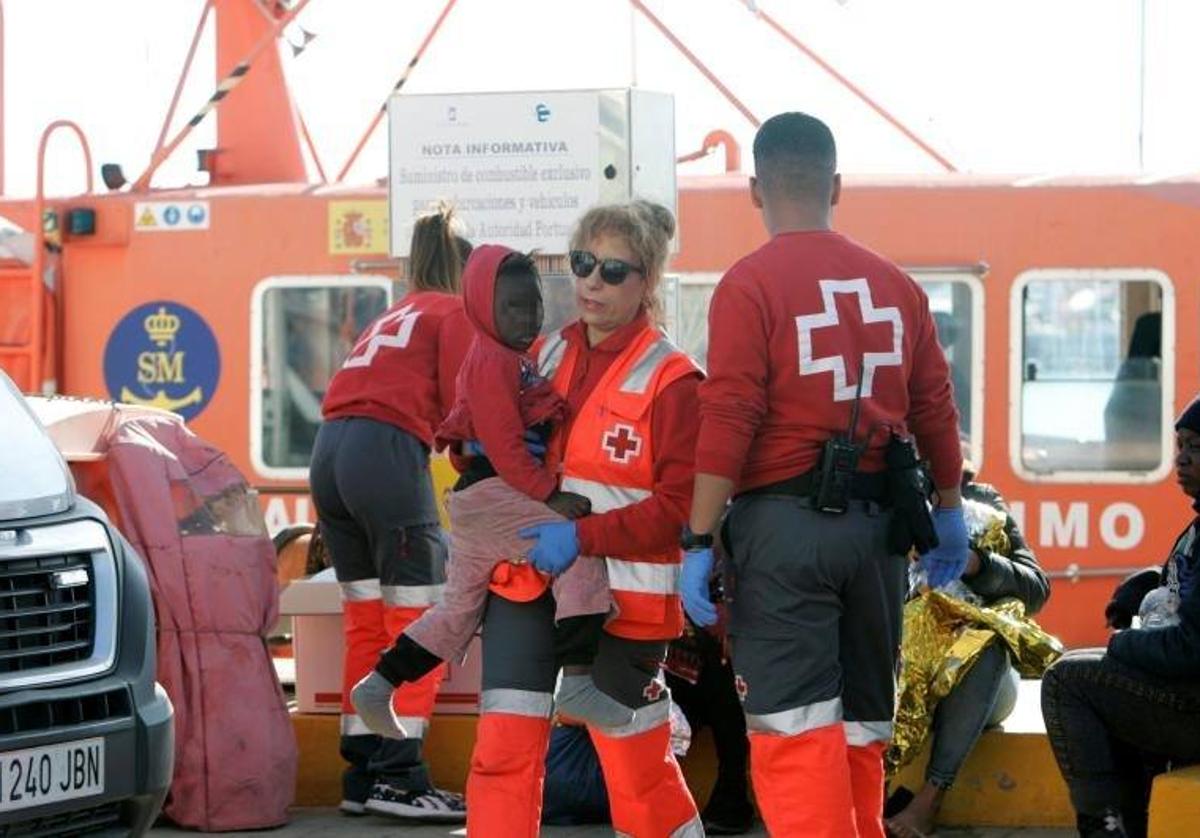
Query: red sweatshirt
555 315 702 558
436 245 567 501
697 230 962 492
321 290 472 447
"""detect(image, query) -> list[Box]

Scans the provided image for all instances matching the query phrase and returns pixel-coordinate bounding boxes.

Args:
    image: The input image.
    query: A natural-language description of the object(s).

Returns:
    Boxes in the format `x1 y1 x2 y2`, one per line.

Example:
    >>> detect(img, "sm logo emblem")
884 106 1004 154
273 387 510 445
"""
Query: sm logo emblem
103 301 221 420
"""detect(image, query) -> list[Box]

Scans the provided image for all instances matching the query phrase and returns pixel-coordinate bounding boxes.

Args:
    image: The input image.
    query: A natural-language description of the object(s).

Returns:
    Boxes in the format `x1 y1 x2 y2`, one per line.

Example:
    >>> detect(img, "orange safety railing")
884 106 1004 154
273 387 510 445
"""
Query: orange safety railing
31 120 94 393
677 130 742 172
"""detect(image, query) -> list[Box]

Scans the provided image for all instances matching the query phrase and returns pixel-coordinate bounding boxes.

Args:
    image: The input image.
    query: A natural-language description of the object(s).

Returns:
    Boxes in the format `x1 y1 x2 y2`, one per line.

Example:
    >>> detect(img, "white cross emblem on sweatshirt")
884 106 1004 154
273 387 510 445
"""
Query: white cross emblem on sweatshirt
795 278 903 402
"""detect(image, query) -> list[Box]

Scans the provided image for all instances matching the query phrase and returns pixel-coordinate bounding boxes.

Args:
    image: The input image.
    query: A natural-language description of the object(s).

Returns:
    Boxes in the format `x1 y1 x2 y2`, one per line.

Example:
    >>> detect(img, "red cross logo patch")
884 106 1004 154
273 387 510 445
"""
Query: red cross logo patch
734 674 748 703
642 678 666 701
795 278 902 402
602 422 643 464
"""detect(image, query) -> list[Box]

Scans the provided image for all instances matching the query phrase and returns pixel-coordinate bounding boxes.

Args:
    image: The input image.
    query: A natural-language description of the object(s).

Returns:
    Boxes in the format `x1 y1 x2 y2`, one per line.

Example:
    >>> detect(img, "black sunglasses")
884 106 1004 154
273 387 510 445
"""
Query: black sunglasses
569 250 645 286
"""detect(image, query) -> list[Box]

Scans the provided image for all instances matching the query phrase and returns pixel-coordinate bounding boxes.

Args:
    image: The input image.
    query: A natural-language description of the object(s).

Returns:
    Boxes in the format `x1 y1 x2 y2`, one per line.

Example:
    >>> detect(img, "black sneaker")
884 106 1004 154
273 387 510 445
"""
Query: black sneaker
702 793 755 835
340 767 373 816
364 783 467 822
1078 808 1129 838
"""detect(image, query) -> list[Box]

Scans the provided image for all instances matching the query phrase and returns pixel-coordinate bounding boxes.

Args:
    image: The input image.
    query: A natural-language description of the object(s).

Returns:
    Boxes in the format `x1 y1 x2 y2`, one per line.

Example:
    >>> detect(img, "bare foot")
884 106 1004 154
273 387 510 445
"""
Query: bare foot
885 782 942 837
885 813 927 838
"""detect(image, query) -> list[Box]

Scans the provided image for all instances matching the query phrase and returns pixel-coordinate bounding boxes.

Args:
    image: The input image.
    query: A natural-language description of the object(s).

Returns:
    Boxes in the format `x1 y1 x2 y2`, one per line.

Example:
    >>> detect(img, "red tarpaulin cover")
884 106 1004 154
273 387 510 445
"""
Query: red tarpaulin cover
102 411 296 831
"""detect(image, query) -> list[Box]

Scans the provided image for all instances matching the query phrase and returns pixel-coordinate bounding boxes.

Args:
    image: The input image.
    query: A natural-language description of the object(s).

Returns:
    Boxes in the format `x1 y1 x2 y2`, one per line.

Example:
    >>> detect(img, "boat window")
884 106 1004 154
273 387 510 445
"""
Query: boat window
914 275 981 463
1015 271 1171 479
252 277 391 476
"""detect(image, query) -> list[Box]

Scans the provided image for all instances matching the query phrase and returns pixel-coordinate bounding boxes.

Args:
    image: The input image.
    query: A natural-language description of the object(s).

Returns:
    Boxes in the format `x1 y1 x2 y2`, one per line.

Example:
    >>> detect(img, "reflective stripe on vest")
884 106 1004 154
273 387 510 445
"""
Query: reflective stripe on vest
620 336 679 394
607 558 680 595
549 325 696 641
537 331 568 380
745 695 843 736
561 475 650 514
479 688 553 718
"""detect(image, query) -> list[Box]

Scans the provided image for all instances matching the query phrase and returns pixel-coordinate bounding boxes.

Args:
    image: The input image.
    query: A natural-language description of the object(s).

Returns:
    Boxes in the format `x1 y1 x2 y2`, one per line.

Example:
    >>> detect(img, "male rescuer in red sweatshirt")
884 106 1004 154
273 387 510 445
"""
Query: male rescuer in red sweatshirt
679 112 968 837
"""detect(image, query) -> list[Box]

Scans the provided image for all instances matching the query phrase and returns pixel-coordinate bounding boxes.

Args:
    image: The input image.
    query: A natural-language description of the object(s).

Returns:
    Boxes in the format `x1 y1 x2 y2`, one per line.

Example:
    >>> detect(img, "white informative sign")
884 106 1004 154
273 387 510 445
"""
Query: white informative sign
388 90 669 256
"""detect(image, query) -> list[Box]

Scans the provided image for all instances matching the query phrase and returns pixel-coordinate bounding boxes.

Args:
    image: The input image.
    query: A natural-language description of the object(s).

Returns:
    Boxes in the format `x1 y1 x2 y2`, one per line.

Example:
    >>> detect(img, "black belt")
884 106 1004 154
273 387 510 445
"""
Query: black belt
736 468 890 504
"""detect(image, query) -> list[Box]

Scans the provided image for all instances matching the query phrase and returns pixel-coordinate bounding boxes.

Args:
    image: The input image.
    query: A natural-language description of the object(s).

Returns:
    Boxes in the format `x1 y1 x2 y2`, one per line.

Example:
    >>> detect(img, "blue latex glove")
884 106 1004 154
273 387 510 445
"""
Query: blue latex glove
462 430 547 459
519 521 580 575
919 506 971 589
679 547 718 627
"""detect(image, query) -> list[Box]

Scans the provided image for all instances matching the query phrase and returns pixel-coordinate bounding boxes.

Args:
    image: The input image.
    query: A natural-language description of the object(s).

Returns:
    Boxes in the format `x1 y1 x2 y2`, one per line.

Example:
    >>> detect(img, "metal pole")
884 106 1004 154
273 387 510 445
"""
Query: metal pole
629 0 760 128
153 0 214 160
628 0 638 87
32 121 94 392
131 0 313 191
335 0 460 183
1137 0 1147 170
0 1 6 196
740 1 957 172
297 107 327 183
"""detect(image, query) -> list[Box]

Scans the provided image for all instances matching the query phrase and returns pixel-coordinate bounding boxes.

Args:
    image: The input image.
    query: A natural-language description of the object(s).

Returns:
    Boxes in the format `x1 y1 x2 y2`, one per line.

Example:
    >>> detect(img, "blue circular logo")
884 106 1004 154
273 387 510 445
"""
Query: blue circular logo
186 204 206 225
163 205 181 226
103 301 220 420
535 103 551 123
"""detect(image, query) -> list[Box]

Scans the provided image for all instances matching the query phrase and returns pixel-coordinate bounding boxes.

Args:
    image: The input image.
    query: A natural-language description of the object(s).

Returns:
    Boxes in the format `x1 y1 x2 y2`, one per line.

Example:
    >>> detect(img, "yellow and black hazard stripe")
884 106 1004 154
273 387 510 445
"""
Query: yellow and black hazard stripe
187 62 251 127
375 57 420 114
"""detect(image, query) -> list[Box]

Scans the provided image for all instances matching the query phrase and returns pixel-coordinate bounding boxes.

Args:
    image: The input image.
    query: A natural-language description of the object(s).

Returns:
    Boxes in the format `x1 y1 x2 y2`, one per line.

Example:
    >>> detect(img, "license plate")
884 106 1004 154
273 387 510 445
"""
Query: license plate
0 738 104 813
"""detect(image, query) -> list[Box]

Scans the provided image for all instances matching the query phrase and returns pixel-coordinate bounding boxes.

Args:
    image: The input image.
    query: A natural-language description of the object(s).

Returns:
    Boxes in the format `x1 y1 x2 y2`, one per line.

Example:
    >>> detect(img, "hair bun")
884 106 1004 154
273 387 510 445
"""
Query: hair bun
633 199 675 241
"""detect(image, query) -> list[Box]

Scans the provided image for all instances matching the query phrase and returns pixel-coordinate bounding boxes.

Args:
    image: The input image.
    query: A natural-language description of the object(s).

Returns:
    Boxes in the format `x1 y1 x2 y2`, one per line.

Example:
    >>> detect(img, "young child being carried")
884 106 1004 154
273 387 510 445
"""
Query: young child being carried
351 244 627 736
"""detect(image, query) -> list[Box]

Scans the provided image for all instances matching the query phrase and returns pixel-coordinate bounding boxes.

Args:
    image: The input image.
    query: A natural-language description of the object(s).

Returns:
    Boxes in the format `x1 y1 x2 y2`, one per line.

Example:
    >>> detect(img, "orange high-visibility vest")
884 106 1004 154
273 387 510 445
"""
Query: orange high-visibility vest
538 323 698 641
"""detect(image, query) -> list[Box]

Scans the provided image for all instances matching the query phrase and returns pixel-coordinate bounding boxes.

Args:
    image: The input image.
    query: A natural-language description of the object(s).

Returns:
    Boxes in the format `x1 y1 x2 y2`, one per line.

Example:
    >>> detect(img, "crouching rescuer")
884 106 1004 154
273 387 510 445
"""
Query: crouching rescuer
680 112 968 837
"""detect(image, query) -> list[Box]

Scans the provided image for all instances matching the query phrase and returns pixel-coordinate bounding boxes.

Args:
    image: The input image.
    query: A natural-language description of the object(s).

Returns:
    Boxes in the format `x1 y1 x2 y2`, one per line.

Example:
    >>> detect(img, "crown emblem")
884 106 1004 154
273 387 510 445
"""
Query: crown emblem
144 306 181 347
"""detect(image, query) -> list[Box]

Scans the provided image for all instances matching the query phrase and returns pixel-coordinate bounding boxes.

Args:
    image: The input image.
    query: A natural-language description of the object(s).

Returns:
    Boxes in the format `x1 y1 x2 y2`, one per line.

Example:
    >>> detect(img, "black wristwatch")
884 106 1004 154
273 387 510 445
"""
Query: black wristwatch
680 524 714 551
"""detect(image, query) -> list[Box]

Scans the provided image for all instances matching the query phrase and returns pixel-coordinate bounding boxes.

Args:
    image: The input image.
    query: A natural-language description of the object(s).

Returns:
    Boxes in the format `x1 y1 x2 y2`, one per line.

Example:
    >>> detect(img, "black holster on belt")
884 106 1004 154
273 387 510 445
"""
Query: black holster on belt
884 433 939 555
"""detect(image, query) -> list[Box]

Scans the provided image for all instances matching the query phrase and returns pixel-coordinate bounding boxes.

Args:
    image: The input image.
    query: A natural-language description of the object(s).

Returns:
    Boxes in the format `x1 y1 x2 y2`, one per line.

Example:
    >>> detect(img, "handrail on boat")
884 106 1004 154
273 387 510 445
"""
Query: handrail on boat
31 120 94 393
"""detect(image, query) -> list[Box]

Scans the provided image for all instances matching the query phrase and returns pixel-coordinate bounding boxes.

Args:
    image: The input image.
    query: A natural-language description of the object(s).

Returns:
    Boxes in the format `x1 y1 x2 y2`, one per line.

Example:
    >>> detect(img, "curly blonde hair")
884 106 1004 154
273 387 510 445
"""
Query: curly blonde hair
569 200 676 323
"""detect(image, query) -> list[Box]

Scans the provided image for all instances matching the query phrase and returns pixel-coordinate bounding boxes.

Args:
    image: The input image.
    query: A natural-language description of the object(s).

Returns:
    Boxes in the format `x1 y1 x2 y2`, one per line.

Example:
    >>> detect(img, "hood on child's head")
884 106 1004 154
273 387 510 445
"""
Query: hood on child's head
460 243 517 343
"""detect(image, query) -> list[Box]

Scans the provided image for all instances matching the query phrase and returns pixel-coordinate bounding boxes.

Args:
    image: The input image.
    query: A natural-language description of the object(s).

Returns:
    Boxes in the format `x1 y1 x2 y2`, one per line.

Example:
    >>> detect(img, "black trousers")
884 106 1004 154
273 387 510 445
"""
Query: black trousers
310 416 447 795
1042 648 1200 838
665 628 750 816
724 494 906 739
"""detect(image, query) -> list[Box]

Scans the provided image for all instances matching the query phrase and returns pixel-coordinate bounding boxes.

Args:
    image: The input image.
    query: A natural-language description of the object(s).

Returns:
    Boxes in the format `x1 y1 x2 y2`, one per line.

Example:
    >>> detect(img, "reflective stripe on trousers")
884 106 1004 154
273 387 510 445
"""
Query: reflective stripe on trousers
340 712 428 739
845 719 893 746
745 695 842 736
381 583 445 607
479 688 553 719
340 578 381 602
592 692 669 739
615 812 706 838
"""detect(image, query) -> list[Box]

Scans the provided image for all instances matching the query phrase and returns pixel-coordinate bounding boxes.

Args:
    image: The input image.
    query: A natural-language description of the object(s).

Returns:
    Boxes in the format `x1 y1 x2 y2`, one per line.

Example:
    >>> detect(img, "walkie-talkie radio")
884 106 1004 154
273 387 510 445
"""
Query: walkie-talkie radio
814 362 866 514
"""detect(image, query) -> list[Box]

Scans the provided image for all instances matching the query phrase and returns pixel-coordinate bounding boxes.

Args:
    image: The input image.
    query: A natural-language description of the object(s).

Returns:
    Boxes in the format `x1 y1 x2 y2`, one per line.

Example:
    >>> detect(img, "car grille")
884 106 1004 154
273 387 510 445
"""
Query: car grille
0 520 117 688
0 688 132 737
0 554 94 675
0 801 121 836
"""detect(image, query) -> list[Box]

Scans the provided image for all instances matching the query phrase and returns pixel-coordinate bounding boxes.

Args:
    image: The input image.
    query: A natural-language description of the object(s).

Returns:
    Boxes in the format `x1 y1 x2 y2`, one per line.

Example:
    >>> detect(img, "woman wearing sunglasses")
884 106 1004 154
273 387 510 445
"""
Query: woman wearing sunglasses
465 200 708 838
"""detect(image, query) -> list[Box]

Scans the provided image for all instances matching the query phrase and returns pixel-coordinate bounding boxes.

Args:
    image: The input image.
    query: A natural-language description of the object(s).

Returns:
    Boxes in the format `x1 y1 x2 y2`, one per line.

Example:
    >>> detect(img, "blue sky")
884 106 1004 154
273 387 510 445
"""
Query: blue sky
9 0 1200 197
